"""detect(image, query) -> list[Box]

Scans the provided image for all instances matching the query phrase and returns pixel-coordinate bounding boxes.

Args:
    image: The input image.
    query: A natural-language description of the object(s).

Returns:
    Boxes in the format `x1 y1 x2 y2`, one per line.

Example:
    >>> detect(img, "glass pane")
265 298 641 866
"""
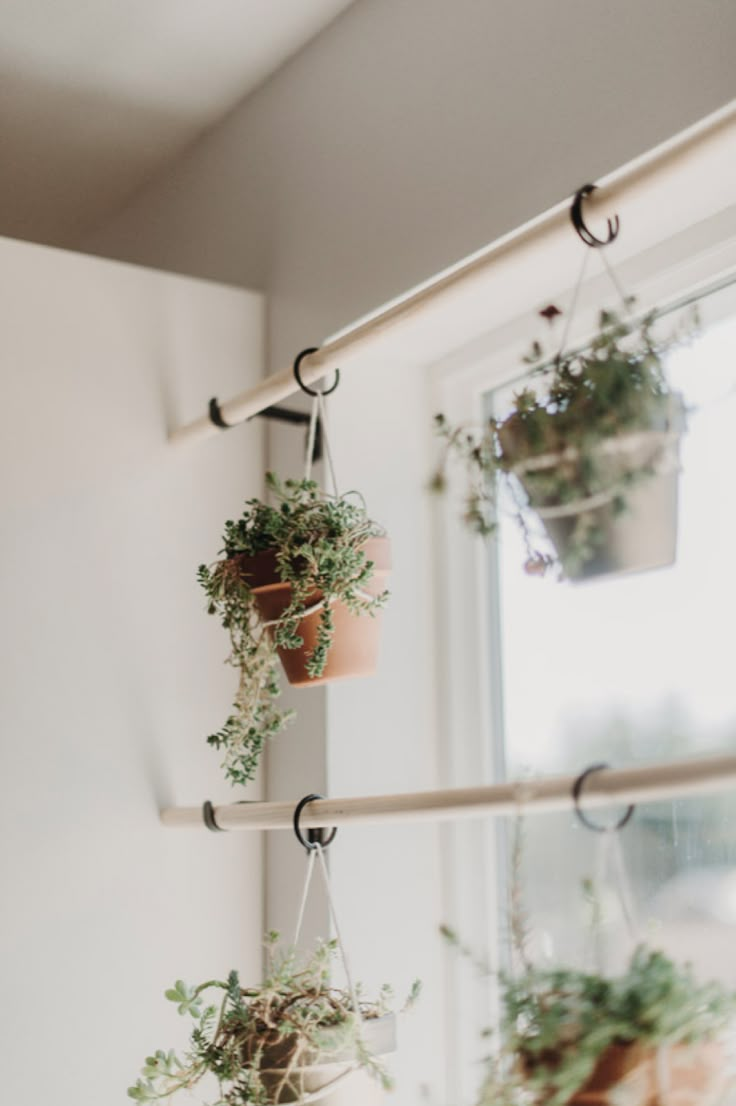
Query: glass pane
488 297 736 982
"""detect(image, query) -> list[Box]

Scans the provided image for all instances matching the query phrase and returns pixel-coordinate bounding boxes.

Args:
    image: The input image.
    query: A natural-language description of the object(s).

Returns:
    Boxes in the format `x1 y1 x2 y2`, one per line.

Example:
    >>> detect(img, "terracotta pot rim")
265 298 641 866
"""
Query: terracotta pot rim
568 1038 726 1102
229 535 391 592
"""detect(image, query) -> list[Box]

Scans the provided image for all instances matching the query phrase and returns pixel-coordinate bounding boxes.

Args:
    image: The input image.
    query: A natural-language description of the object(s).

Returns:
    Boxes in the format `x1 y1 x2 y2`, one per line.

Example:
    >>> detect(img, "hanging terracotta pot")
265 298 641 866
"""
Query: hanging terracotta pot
237 536 391 687
569 1040 727 1106
506 395 686 582
255 1013 396 1105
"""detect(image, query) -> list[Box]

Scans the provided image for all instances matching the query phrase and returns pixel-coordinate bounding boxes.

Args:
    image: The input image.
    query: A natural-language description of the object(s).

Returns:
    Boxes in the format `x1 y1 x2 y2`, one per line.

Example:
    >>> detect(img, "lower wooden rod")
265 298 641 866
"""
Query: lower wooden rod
160 752 736 832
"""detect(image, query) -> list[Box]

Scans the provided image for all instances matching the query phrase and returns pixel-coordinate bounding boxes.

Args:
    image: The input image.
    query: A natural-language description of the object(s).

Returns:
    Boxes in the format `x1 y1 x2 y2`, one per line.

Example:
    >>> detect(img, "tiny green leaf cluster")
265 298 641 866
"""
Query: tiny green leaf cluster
431 305 693 576
128 936 419 1106
199 473 387 786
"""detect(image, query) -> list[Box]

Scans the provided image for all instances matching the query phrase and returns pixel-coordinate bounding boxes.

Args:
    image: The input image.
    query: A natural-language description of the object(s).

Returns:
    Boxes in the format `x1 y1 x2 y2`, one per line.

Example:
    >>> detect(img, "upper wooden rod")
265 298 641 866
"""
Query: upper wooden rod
161 752 736 832
169 103 736 448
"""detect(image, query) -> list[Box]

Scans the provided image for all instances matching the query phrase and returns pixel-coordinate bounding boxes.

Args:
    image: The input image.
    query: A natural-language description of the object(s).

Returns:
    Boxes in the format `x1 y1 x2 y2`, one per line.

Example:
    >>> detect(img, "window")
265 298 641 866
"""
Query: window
487 283 736 983
429 162 736 1094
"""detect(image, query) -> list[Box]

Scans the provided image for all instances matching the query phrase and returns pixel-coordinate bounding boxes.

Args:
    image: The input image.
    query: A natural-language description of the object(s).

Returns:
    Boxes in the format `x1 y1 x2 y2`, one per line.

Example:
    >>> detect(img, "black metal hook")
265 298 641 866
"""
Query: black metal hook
208 396 233 429
572 763 635 833
202 799 255 832
203 800 225 832
293 793 338 852
570 184 620 249
293 347 340 397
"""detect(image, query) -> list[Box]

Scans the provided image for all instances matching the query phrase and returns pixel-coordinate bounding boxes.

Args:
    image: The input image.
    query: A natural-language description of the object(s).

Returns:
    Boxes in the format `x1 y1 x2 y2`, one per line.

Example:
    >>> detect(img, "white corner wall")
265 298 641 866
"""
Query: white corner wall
0 236 267 1105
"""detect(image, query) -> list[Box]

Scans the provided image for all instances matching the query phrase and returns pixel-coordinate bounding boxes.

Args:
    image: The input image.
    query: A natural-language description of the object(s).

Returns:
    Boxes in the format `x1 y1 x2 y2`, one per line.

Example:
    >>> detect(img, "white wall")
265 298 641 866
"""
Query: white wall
85 0 736 369
322 347 447 1102
0 236 266 1105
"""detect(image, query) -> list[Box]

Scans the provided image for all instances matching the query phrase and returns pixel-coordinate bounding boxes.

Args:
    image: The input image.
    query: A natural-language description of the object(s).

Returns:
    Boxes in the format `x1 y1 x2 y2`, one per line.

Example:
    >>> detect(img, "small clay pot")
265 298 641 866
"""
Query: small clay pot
234 537 391 687
569 1040 727 1106
501 395 685 582
255 1013 396 1105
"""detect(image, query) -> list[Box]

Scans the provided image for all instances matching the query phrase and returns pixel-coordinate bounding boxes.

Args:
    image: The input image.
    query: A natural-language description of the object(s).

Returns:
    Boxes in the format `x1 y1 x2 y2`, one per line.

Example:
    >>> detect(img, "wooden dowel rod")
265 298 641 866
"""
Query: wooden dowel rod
161 752 736 831
169 102 736 448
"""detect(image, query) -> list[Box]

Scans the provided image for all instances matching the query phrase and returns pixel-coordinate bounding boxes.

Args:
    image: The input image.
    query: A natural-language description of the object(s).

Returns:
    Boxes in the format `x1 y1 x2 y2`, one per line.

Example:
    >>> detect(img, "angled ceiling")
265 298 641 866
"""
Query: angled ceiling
0 0 357 248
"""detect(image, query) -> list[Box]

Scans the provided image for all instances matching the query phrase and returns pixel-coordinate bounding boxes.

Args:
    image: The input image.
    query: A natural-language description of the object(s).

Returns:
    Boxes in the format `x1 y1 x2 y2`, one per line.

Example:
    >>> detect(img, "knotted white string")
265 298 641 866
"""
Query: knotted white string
591 827 675 1105
287 841 365 1104
293 847 317 945
591 827 641 974
293 842 363 1028
304 400 320 485
599 247 635 318
608 830 639 944
258 394 374 635
304 391 339 498
317 392 339 499
556 248 591 362
555 233 637 372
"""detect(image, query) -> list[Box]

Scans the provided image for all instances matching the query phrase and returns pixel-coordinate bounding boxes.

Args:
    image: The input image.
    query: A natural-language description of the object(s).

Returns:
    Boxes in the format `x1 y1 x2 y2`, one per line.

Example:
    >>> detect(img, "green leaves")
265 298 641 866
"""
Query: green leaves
142 1051 180 1078
128 1079 161 1102
497 945 736 1106
432 302 694 576
402 978 423 1012
199 475 386 786
165 980 203 1018
130 939 415 1106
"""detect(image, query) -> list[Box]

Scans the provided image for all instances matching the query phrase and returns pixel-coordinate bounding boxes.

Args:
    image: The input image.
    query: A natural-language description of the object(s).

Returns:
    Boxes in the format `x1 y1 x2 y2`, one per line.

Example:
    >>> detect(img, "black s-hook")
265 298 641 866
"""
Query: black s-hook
572 763 635 833
570 183 620 249
293 793 338 852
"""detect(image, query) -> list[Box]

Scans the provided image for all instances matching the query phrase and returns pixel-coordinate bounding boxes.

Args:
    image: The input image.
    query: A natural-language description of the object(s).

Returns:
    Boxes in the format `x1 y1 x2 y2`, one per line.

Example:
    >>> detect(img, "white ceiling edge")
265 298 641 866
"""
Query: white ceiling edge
0 0 358 247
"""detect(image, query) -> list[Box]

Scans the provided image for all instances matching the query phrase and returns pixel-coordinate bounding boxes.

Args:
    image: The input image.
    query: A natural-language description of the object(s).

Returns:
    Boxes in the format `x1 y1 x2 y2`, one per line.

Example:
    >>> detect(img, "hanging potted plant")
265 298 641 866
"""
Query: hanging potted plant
470 945 734 1106
432 304 692 581
198 473 390 785
128 936 419 1106
443 811 735 1106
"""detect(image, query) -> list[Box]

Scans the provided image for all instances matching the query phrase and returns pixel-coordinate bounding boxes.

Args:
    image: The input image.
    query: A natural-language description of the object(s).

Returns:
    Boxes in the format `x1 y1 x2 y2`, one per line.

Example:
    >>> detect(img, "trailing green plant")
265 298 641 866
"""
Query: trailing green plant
431 303 693 576
198 473 387 786
443 816 735 1106
481 945 735 1106
128 934 421 1106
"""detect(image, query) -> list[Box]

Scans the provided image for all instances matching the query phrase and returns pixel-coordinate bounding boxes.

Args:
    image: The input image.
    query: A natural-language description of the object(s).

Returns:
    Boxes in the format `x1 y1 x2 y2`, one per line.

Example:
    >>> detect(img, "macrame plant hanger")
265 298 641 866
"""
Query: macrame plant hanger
289 349 377 624
573 762 639 973
521 185 684 551
574 764 676 1105
556 183 633 367
286 794 365 1105
293 347 340 494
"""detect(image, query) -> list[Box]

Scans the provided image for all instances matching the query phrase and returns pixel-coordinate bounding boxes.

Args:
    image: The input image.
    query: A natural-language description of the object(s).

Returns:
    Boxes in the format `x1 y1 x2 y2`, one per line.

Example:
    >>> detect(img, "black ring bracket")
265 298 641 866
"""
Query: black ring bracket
293 347 340 397
208 397 323 460
208 397 233 429
293 793 338 852
202 799 256 833
570 183 620 249
202 800 225 832
572 763 635 833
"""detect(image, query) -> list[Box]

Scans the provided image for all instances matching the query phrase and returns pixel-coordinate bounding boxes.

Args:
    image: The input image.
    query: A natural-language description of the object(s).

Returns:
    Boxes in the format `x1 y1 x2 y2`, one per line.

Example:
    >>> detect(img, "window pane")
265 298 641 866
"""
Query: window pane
488 299 736 981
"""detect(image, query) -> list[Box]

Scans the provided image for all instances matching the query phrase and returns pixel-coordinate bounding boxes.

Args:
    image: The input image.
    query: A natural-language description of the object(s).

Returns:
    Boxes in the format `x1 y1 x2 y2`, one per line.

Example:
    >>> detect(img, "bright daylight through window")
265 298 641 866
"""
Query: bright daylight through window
487 284 736 983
